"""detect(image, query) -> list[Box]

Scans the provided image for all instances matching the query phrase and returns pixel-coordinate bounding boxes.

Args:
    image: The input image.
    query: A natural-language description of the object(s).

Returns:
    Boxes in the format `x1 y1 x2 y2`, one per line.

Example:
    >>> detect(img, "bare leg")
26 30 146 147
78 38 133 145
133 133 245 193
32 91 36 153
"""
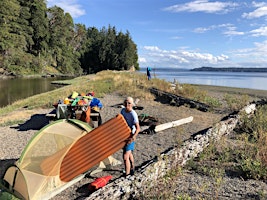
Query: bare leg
123 151 131 175
129 152 134 170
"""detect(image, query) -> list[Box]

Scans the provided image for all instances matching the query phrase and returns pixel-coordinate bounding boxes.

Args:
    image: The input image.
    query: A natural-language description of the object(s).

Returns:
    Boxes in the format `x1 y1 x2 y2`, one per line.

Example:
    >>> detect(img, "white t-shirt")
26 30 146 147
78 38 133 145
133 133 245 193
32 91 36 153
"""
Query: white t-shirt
121 108 139 134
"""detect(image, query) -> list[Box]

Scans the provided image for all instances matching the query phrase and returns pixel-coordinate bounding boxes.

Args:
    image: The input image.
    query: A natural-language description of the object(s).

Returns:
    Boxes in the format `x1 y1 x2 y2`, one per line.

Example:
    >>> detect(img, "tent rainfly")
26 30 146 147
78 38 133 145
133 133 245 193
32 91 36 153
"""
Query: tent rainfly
1 114 131 200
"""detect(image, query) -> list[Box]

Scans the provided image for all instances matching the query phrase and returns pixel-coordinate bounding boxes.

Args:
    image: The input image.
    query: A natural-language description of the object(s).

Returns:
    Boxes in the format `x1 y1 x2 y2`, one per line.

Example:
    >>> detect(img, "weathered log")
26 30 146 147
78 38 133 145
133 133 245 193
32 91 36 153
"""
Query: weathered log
149 87 210 112
154 116 193 132
142 116 193 134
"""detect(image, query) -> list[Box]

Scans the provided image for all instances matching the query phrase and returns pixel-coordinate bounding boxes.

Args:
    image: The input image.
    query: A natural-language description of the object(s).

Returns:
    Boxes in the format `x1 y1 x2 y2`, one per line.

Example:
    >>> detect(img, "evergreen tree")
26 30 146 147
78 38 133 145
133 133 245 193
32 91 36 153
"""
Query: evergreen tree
47 6 82 74
81 26 139 74
30 0 49 56
17 0 34 53
0 0 30 72
72 24 87 53
120 31 139 70
99 26 118 70
81 27 102 73
0 1 138 75
0 0 21 52
47 6 65 63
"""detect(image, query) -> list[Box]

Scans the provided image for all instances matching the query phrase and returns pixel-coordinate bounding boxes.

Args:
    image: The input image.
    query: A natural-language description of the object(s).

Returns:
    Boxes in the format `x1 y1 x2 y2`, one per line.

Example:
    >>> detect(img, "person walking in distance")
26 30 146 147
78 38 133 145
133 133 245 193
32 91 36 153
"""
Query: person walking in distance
120 97 140 177
146 66 151 80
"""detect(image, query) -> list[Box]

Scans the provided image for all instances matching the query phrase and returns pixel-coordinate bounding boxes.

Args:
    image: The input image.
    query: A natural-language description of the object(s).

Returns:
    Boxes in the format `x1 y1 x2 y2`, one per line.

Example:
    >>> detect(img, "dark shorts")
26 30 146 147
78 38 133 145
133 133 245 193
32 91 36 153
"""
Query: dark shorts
124 141 135 152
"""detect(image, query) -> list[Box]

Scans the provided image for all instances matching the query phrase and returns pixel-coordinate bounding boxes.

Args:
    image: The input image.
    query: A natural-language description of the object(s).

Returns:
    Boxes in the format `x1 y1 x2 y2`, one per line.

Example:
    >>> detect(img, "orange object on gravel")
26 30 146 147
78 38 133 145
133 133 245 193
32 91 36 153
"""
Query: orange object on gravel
89 175 112 190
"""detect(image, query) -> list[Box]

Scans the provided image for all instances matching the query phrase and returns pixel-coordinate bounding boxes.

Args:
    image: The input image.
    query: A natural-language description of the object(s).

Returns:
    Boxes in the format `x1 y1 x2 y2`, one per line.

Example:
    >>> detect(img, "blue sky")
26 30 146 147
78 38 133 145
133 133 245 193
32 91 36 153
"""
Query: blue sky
47 0 267 69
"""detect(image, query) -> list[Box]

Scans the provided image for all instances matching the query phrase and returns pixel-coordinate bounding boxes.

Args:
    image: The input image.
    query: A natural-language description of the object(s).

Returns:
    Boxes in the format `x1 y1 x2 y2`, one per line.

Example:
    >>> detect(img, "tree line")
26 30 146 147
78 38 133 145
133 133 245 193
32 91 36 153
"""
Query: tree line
0 0 139 76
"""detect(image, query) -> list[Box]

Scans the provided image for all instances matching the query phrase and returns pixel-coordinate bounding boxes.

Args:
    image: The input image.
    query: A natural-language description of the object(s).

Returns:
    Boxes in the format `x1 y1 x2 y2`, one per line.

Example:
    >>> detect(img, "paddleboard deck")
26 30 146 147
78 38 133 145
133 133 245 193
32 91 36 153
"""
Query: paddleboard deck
60 114 131 182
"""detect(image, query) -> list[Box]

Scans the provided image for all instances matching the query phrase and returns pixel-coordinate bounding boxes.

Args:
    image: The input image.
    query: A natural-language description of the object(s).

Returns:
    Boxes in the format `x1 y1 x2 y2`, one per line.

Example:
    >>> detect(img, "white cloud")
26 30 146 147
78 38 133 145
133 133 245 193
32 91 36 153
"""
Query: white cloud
138 57 146 63
171 36 182 40
181 51 229 63
223 25 245 36
46 0 85 18
252 1 267 8
163 0 238 14
139 46 229 68
228 40 267 65
250 26 267 37
223 30 244 36
254 40 267 54
193 27 211 33
242 1 267 19
140 41 267 68
143 46 161 52
193 23 244 36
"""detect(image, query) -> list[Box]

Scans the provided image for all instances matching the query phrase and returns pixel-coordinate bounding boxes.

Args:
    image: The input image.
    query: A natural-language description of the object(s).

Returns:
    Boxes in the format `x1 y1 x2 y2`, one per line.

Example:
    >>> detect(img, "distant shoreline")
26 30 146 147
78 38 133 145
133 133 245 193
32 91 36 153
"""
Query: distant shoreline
191 67 267 72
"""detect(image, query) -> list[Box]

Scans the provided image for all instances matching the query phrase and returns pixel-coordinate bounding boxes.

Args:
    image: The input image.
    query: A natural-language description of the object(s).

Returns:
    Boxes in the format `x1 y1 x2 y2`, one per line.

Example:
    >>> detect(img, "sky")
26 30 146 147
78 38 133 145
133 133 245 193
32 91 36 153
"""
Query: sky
46 0 267 69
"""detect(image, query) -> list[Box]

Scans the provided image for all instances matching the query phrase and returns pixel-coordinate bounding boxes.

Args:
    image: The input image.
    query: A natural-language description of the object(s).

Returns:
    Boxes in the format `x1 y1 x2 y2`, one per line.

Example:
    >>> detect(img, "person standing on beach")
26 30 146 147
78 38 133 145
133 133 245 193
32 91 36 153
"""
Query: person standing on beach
121 97 140 177
147 67 151 80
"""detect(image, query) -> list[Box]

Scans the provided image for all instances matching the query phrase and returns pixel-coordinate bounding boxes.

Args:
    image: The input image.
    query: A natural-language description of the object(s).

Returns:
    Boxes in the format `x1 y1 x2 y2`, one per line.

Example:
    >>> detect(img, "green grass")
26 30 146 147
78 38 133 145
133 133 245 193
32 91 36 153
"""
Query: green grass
185 104 267 182
0 182 20 200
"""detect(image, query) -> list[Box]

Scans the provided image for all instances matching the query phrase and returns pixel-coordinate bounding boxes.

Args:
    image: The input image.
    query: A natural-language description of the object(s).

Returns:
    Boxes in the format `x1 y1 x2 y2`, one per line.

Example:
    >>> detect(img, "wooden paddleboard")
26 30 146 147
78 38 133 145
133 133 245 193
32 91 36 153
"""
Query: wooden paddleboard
60 114 131 182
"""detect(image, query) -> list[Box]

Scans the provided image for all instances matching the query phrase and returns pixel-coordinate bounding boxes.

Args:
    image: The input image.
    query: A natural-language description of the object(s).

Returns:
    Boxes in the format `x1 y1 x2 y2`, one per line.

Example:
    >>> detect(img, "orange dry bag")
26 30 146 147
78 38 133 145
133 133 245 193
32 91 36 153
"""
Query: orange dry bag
89 175 112 191
79 107 91 123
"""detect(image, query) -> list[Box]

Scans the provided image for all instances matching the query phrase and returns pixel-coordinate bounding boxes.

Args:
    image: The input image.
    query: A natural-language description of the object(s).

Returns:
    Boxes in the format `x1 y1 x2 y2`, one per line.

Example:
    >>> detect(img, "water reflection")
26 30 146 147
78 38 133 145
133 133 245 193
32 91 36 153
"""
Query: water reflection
0 77 69 108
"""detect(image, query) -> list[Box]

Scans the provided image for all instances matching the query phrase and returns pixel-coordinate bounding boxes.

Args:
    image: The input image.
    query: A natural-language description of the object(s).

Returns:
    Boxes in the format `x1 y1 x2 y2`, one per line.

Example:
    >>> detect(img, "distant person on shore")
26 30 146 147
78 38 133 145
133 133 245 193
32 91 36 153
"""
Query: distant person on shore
120 97 140 177
147 67 151 80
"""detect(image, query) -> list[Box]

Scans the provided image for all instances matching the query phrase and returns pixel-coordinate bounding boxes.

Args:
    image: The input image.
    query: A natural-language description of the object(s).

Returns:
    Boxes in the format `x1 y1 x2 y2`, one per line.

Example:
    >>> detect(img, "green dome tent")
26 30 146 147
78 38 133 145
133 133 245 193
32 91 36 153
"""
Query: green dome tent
1 114 130 200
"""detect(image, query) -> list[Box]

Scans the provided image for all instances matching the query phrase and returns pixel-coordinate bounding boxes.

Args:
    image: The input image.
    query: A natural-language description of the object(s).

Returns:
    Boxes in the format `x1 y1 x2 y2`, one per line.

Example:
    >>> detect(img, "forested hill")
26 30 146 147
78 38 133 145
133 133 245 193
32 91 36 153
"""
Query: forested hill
191 67 267 72
0 0 139 76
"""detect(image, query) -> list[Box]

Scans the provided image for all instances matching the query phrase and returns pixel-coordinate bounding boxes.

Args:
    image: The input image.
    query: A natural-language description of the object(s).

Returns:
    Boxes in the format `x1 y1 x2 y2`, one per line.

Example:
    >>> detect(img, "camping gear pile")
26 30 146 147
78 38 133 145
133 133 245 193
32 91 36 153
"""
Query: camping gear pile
54 91 103 127
61 91 102 111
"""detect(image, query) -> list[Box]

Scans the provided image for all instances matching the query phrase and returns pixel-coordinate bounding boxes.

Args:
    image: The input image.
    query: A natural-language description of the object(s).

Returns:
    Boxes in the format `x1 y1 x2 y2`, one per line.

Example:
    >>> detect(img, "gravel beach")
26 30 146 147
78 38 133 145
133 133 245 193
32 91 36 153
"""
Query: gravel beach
1 87 267 199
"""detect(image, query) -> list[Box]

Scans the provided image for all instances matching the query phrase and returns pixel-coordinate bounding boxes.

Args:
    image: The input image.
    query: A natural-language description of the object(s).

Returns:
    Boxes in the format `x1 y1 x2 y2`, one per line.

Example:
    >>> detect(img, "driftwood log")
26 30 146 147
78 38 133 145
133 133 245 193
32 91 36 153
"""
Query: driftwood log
142 116 193 134
149 87 210 112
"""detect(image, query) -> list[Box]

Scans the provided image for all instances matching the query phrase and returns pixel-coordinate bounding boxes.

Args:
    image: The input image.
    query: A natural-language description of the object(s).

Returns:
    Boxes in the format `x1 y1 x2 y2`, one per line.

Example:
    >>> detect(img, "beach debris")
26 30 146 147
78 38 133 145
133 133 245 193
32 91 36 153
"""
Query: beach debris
138 114 159 126
149 87 210 112
142 116 193 134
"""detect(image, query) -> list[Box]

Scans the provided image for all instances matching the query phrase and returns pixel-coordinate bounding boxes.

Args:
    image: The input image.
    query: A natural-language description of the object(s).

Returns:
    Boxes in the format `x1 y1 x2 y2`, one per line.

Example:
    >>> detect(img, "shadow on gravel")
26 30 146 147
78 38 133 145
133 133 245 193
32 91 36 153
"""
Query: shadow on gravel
75 173 121 200
11 114 50 131
0 159 17 178
190 127 211 139
225 169 245 179
75 183 92 200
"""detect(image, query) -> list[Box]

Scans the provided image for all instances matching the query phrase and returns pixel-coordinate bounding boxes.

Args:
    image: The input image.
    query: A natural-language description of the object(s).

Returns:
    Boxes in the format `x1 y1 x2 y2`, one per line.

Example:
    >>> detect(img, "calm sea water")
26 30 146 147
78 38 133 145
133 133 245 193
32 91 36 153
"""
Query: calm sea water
140 68 266 91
